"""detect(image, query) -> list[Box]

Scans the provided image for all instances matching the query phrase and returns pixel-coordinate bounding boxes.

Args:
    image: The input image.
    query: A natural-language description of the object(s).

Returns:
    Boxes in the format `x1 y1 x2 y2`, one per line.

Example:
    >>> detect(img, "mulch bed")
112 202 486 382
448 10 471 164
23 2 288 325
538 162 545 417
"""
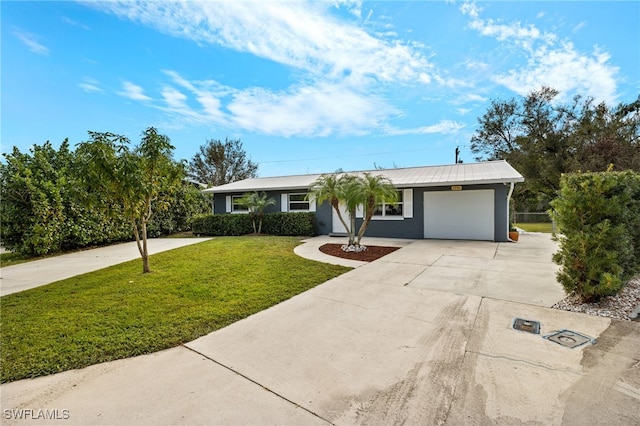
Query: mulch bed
318 244 400 262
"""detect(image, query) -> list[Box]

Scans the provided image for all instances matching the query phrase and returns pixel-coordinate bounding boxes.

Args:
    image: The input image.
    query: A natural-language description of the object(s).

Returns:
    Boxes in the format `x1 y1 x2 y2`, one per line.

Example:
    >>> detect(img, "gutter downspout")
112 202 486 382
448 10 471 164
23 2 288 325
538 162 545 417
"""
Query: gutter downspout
506 181 515 241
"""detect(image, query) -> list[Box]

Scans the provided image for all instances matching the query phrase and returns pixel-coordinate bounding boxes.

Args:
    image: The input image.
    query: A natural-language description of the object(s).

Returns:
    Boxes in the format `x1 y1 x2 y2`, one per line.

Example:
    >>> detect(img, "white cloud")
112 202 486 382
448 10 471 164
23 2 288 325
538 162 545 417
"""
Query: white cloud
573 21 587 33
386 120 464 136
87 1 451 137
460 2 619 104
78 78 103 93
459 2 481 19
13 29 49 55
128 71 393 137
62 16 91 31
118 81 152 102
89 1 434 86
495 42 618 104
227 81 392 137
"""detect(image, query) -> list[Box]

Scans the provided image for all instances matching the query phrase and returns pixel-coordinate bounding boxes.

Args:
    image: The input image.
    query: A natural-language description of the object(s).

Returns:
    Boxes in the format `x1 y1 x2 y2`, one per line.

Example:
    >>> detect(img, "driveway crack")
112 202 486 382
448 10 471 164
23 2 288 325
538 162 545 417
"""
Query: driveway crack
182 345 334 425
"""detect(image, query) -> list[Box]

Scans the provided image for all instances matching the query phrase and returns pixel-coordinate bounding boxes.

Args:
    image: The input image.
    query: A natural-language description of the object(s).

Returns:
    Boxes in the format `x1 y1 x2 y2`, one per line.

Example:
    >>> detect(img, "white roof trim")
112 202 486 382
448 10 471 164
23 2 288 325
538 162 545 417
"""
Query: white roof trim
202 160 524 194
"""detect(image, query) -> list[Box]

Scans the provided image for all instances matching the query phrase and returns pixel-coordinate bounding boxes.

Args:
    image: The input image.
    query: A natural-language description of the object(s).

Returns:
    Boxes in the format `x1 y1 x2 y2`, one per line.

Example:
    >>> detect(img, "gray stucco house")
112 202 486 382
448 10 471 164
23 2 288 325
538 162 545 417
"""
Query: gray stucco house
201 160 524 242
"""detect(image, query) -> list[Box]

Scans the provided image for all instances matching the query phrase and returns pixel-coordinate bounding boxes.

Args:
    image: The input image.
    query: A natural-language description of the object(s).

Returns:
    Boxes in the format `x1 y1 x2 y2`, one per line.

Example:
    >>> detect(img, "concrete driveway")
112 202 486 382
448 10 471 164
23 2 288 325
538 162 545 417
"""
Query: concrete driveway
2 234 639 425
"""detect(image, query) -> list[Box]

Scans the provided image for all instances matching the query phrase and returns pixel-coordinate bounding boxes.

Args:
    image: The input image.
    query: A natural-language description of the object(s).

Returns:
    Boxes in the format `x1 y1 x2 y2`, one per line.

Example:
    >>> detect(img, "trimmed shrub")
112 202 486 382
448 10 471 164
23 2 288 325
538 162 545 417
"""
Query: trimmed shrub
190 214 253 236
262 212 316 236
550 170 640 302
191 212 316 237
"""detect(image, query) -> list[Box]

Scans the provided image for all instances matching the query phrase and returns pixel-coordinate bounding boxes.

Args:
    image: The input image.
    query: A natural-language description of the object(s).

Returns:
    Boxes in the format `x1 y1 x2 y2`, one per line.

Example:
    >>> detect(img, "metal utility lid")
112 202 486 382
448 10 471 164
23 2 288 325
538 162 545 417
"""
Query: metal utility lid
512 318 541 334
544 330 595 349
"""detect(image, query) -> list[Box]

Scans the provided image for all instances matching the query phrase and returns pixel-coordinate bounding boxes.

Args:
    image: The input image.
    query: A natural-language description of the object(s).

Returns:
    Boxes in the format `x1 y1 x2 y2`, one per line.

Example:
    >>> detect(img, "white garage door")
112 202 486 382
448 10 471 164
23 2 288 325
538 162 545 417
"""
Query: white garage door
424 190 494 240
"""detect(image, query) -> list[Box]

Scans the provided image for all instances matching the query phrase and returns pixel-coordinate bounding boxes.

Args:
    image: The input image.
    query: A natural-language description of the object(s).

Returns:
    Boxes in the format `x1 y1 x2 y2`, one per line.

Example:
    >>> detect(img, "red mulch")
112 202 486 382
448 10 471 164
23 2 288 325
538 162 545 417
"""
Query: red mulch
318 243 400 262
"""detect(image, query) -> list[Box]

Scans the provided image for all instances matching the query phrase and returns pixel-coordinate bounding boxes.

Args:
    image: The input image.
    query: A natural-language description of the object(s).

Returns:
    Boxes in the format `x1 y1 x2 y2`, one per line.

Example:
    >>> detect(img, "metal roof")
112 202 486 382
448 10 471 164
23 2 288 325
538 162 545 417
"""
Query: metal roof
202 160 524 194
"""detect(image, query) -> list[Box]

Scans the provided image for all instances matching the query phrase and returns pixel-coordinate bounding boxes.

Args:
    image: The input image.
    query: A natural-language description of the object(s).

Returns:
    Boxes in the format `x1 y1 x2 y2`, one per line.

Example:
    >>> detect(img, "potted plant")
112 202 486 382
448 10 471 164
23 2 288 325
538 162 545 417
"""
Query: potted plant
509 224 519 242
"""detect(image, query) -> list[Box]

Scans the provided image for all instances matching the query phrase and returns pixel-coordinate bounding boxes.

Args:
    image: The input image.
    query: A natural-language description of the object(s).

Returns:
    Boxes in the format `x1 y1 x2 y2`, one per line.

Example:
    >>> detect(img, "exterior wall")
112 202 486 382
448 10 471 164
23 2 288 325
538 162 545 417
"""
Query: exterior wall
212 183 512 242
315 200 333 236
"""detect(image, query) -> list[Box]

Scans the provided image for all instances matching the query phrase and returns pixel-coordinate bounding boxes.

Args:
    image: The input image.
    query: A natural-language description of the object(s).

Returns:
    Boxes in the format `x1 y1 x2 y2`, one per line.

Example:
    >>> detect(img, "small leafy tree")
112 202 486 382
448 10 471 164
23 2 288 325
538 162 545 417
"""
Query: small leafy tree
76 127 184 273
237 191 276 234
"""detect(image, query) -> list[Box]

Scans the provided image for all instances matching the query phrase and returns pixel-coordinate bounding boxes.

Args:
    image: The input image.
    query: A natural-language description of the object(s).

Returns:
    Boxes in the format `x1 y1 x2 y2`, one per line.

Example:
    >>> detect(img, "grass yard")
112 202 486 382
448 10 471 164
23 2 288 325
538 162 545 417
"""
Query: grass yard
0 236 351 383
516 222 554 233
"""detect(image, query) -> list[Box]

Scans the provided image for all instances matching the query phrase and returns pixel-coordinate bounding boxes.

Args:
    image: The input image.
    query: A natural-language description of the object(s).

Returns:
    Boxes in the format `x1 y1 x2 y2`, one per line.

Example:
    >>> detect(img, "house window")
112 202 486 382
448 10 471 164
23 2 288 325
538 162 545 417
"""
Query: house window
288 193 310 211
373 190 403 218
232 195 249 213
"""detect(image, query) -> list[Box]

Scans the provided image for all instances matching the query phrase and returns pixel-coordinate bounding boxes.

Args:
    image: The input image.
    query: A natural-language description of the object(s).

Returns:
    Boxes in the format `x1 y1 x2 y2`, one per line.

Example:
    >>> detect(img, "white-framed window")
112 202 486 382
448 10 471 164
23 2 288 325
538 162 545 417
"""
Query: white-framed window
372 190 404 218
281 193 316 212
288 193 310 211
231 195 249 213
370 189 413 220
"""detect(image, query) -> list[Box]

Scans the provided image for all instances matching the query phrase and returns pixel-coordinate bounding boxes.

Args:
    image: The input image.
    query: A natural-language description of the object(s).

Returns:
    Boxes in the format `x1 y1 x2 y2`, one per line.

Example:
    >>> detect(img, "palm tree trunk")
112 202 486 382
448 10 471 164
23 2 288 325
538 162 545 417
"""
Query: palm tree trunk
356 200 376 246
349 209 356 246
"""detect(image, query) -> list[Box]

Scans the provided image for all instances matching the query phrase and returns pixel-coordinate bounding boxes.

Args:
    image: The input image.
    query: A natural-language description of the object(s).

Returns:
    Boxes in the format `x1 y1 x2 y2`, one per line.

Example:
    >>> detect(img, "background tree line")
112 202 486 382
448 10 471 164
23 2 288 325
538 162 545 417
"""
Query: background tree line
470 86 640 211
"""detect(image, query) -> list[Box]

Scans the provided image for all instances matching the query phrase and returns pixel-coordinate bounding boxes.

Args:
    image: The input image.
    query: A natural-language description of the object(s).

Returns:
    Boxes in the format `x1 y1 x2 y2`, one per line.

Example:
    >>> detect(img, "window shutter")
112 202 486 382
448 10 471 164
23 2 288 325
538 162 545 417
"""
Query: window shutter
403 189 413 218
309 194 316 212
226 196 231 213
281 194 288 212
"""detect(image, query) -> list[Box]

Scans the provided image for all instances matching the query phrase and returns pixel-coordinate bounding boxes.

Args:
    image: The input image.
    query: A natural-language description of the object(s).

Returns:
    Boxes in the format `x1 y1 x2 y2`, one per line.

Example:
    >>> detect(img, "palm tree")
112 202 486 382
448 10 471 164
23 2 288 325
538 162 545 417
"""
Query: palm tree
237 191 275 234
309 172 398 251
338 175 362 248
308 174 354 244
354 173 398 247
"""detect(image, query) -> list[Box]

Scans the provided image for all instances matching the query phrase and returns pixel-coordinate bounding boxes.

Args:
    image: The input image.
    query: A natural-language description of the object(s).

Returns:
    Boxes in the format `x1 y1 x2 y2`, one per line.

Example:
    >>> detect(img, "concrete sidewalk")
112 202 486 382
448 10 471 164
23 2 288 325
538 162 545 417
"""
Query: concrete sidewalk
0 238 212 296
1 234 639 425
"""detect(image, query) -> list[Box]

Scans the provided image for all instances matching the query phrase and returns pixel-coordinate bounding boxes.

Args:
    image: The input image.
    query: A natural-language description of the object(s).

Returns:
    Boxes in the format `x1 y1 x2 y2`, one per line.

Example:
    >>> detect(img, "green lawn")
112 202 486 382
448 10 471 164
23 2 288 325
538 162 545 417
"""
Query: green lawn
0 236 351 383
516 222 554 233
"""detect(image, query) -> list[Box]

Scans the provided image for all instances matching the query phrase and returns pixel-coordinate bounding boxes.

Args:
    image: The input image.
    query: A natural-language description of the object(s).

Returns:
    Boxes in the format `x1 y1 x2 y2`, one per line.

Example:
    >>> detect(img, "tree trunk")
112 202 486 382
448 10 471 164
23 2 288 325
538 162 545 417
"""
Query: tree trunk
348 209 356 246
132 199 153 274
356 200 375 246
141 220 150 273
131 219 150 274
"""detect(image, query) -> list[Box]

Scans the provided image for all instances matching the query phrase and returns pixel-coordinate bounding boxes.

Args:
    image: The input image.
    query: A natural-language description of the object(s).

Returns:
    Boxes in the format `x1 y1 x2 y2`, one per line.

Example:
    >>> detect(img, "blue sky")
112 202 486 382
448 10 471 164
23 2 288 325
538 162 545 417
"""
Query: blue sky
3 1 639 177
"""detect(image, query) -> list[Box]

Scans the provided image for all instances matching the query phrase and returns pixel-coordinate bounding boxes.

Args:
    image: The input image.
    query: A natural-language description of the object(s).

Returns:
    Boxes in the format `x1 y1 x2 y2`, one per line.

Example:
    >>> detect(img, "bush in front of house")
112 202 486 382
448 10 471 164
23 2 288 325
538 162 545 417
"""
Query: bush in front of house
550 170 640 302
189 213 252 236
261 212 316 236
190 212 316 237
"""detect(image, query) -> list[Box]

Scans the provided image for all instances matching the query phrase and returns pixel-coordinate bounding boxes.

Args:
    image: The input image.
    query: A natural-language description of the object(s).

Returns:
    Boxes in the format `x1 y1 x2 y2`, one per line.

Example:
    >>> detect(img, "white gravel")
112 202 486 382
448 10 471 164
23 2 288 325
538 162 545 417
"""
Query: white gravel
552 275 640 321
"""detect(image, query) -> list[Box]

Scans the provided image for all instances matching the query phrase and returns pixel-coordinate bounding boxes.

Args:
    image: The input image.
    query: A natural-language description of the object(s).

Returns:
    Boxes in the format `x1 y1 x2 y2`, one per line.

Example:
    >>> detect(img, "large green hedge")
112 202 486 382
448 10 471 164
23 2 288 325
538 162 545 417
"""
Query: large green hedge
550 170 640 302
1 140 210 256
191 212 316 237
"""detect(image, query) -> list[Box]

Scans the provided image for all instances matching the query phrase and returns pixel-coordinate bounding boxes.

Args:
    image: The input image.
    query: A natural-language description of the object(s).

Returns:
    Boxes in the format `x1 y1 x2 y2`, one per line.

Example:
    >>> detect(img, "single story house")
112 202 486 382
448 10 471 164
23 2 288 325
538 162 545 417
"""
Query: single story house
201 160 524 242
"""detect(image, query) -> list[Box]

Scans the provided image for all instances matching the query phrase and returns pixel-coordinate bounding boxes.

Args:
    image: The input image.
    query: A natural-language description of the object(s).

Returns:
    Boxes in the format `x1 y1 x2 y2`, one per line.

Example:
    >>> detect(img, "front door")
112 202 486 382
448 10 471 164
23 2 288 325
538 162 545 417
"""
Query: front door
332 203 349 234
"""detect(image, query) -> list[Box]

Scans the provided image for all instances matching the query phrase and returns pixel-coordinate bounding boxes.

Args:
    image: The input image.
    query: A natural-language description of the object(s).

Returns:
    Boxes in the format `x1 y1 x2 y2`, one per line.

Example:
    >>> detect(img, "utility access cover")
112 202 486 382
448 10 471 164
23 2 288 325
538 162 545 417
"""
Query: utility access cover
512 318 540 334
545 330 594 349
